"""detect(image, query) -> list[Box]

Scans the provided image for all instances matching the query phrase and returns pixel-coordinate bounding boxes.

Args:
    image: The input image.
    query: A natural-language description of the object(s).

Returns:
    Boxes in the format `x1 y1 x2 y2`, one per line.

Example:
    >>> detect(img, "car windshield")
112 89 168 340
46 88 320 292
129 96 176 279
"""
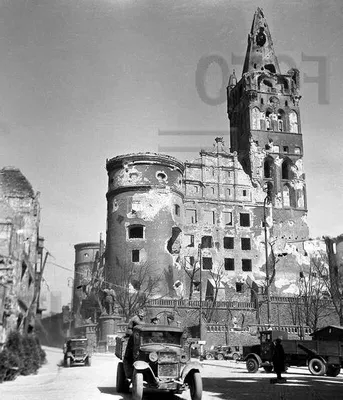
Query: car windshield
141 331 182 345
70 340 87 348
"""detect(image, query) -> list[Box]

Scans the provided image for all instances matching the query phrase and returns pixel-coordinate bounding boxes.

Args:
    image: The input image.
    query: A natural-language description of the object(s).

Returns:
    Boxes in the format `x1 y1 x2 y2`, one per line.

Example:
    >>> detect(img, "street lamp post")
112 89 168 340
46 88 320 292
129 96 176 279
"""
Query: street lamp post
264 195 271 326
198 244 202 341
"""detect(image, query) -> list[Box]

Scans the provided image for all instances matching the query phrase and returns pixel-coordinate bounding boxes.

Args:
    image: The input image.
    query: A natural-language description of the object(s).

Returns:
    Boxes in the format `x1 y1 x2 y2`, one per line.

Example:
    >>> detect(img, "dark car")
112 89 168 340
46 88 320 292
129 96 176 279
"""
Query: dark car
205 345 242 361
63 337 92 367
115 324 203 400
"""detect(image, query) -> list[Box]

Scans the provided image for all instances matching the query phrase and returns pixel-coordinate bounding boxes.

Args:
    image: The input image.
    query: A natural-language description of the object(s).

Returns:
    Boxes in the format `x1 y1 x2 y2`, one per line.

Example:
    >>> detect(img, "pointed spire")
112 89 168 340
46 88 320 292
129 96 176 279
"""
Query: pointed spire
242 8 280 75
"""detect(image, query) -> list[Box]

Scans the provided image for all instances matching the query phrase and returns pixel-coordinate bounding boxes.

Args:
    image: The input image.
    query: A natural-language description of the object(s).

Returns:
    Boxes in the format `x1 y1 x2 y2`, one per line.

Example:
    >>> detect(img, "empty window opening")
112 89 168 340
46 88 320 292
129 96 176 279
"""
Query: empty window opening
201 236 213 248
264 64 276 73
184 234 194 247
261 98 264 105
242 259 252 272
224 237 234 249
241 238 251 250
289 111 298 133
186 209 197 224
282 160 292 180
236 282 244 292
294 147 301 154
240 213 250 227
203 210 215 224
223 211 233 226
278 119 283 131
128 225 144 239
224 258 235 271
174 204 180 216
285 100 288 107
132 250 140 262
202 257 213 270
283 146 289 153
243 189 247 197
264 158 273 179
28 274 33 287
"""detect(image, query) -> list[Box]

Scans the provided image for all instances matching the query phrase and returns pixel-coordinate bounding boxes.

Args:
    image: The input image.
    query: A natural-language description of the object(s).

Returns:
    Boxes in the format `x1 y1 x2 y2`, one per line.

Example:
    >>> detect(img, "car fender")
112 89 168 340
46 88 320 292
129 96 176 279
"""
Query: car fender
181 361 202 382
244 353 262 366
133 361 157 383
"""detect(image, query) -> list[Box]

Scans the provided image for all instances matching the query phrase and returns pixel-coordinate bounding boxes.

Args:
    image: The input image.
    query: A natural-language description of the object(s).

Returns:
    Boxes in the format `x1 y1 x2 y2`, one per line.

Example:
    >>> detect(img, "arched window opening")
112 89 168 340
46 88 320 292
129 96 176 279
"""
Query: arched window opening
264 64 276 73
264 157 273 178
289 111 298 133
297 188 305 208
277 109 285 132
282 159 292 180
283 185 290 207
263 79 273 88
251 107 260 130
266 110 272 130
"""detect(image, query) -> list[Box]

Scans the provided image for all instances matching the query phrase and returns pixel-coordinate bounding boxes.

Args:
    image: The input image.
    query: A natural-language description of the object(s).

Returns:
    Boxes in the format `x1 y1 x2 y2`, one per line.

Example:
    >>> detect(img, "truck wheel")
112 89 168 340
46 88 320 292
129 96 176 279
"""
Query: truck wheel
65 357 71 368
132 370 143 400
189 372 203 400
85 357 92 367
246 357 259 373
206 353 214 360
326 365 340 377
116 362 129 393
308 358 327 376
217 353 224 360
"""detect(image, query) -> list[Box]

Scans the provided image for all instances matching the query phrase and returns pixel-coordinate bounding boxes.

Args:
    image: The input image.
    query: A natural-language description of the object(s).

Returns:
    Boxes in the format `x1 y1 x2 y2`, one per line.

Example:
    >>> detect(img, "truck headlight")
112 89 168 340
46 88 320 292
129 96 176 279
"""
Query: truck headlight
149 352 158 362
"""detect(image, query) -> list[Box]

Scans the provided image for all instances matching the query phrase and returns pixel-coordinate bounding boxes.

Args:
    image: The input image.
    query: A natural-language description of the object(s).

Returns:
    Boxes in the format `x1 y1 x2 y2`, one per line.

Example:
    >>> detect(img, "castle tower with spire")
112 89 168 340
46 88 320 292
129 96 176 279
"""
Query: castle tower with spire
227 8 309 244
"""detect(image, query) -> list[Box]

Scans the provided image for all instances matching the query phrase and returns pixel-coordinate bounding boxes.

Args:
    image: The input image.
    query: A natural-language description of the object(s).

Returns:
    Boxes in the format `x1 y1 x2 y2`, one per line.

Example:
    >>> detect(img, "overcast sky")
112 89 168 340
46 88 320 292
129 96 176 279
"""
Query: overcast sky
0 0 342 305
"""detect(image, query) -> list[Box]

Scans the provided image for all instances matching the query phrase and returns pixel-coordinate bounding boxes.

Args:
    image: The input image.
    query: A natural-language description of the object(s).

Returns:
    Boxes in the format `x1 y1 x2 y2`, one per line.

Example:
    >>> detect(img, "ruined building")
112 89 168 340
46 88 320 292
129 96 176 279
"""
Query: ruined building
0 167 41 344
104 9 310 312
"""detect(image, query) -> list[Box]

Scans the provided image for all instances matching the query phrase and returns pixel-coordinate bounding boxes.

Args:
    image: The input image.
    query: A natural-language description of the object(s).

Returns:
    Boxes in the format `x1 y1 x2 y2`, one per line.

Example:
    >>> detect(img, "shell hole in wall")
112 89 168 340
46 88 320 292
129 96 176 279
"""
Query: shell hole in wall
156 171 167 182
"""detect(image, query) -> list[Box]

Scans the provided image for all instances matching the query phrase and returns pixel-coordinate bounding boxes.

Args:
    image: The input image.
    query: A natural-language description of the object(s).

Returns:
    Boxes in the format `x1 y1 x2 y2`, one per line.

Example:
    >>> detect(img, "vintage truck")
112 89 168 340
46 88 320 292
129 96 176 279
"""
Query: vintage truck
115 324 203 400
243 329 343 377
63 337 92 367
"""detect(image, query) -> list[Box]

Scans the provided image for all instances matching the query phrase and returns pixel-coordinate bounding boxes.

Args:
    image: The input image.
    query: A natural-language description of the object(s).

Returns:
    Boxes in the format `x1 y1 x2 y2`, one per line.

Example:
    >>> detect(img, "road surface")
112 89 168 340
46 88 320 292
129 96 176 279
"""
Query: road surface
1 347 343 400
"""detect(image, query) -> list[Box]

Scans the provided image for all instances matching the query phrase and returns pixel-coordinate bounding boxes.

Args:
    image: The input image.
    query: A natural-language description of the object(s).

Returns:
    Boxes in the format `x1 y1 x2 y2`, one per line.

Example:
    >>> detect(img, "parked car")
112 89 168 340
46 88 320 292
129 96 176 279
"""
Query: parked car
205 345 242 361
115 324 203 400
63 337 92 367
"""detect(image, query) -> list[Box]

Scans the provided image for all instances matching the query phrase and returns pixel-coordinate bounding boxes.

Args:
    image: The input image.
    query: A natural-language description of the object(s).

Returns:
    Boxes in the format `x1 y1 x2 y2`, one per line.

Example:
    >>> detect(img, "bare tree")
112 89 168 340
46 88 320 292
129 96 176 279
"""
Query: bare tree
204 263 225 323
323 237 343 325
182 255 200 300
298 253 332 331
113 257 162 321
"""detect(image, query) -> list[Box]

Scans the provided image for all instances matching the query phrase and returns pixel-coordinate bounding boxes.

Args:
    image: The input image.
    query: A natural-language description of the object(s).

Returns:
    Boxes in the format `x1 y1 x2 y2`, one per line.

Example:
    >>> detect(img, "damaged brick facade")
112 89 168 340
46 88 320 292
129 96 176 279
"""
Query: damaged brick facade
104 9 310 310
0 167 40 344
105 153 185 300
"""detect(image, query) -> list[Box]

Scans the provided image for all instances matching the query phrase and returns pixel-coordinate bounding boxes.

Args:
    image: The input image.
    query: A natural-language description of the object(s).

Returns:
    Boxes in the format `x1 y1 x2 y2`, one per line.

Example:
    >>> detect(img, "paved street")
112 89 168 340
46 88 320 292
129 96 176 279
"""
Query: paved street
1 347 343 400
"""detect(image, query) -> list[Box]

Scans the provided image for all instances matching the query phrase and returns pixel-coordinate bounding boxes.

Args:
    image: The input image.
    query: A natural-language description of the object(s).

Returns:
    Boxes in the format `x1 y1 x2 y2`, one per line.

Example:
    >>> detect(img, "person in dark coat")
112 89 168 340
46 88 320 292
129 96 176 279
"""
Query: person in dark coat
123 309 146 377
272 337 286 381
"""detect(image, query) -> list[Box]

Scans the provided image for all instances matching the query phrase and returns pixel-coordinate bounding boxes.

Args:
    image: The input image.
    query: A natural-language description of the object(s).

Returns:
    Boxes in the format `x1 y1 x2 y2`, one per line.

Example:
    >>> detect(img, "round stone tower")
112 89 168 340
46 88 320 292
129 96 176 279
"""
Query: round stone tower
73 242 100 327
105 152 185 301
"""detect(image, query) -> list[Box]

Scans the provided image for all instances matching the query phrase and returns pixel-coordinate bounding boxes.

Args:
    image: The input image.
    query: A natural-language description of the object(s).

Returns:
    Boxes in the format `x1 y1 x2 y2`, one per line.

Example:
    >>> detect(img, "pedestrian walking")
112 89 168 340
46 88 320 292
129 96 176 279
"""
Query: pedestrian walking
271 337 286 383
